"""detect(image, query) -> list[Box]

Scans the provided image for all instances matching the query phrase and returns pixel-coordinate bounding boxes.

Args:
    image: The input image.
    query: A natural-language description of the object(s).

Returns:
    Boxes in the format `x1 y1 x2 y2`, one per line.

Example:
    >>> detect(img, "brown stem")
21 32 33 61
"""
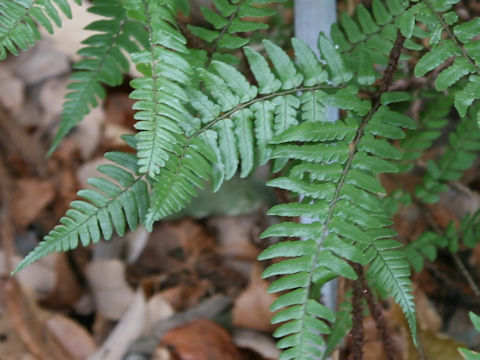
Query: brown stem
349 264 365 360
359 267 400 360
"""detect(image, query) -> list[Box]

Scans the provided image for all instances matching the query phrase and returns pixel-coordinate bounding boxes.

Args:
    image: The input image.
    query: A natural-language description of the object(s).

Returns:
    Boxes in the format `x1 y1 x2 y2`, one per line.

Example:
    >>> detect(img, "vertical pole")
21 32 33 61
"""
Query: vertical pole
294 0 338 313
294 0 338 124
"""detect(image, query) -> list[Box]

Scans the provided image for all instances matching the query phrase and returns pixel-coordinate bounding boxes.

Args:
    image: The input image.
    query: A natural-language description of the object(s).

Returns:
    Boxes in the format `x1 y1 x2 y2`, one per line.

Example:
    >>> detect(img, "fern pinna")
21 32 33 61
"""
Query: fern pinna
5 0 480 359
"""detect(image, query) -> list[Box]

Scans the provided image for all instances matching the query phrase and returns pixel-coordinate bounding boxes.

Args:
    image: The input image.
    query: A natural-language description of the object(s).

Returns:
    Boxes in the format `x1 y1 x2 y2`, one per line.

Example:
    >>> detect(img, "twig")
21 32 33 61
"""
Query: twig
452 252 480 299
359 268 399 360
348 265 364 360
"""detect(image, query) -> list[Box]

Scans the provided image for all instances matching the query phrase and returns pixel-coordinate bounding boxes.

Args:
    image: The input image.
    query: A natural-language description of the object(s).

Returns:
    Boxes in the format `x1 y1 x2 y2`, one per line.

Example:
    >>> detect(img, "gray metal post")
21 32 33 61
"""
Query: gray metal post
294 0 338 315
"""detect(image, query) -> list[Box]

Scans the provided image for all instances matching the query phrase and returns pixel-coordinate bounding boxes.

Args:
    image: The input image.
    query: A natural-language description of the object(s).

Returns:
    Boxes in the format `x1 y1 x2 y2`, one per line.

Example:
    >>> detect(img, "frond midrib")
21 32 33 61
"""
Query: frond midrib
142 0 162 177
295 106 373 356
190 84 342 140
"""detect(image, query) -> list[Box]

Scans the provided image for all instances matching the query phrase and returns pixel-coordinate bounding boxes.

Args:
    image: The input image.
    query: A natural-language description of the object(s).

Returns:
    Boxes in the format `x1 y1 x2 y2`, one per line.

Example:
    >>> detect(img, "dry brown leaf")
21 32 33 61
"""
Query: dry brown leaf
12 178 55 227
161 319 241 360
4 40 70 84
158 280 211 311
415 286 442 332
89 289 148 360
86 259 135 320
232 265 277 332
47 314 97 360
2 278 72 360
0 67 24 112
39 251 83 309
208 215 261 261
232 328 279 360
145 293 175 334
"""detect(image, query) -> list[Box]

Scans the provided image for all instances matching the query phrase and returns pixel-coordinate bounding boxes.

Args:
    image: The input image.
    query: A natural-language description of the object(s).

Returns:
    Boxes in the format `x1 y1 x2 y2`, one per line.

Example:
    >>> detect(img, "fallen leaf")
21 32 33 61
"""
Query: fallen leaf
161 319 241 360
232 265 277 332
5 40 70 85
46 314 97 360
12 178 55 227
86 259 135 320
232 328 280 360
0 67 24 112
208 215 261 261
145 293 175 334
88 289 147 360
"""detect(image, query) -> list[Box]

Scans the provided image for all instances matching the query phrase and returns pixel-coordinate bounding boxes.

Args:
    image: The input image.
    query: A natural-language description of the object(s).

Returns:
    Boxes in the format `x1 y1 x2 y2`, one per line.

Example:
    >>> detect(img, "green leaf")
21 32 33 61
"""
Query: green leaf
244 46 282 94
264 39 303 90
415 40 460 77
318 34 353 84
455 76 480 117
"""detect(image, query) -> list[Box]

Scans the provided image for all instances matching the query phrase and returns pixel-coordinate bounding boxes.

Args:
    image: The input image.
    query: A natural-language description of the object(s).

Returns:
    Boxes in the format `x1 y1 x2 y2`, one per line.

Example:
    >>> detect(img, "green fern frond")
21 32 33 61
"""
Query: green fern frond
331 0 411 85
415 106 480 203
187 0 287 61
144 134 217 230
413 0 480 117
403 210 480 274
125 0 196 178
49 0 149 154
398 91 452 172
12 150 149 274
260 86 417 356
403 231 447 273
0 0 82 59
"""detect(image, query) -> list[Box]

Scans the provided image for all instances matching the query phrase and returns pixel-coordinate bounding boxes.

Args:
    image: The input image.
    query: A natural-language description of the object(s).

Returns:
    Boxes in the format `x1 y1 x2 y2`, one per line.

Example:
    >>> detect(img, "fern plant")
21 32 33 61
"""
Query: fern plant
4 0 480 359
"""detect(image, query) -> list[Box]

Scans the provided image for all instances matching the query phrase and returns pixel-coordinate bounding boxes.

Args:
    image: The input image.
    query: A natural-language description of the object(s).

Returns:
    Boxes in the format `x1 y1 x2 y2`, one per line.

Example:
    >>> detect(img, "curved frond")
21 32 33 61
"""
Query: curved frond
12 151 149 274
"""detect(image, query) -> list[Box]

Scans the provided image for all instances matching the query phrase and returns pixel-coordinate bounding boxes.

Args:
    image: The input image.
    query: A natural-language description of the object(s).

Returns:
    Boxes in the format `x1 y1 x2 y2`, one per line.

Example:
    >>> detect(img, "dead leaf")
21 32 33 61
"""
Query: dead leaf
232 328 279 360
158 280 211 311
39 251 83 309
208 215 261 261
415 286 442 332
5 40 69 85
86 259 135 320
88 289 148 360
232 265 277 332
47 314 97 360
0 67 24 112
12 178 55 227
145 293 175 334
161 319 241 360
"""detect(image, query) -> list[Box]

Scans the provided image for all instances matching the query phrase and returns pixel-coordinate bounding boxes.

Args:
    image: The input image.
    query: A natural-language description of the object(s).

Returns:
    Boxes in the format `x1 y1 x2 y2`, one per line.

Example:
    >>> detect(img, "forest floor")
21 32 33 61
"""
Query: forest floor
1 1 480 360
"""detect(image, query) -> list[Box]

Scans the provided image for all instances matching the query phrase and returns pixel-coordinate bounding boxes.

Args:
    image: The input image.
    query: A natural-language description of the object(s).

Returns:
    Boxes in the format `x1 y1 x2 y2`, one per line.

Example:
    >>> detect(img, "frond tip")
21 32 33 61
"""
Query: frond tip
12 152 149 274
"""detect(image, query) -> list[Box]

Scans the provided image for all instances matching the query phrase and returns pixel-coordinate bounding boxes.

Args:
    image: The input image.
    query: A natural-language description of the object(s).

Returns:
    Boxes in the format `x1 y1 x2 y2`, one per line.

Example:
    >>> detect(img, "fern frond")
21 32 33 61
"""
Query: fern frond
187 0 287 61
413 0 480 117
0 0 82 59
331 0 411 85
403 210 480 274
398 91 451 172
415 106 480 203
260 88 417 356
144 134 217 230
124 0 196 178
12 150 149 274
49 0 149 153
